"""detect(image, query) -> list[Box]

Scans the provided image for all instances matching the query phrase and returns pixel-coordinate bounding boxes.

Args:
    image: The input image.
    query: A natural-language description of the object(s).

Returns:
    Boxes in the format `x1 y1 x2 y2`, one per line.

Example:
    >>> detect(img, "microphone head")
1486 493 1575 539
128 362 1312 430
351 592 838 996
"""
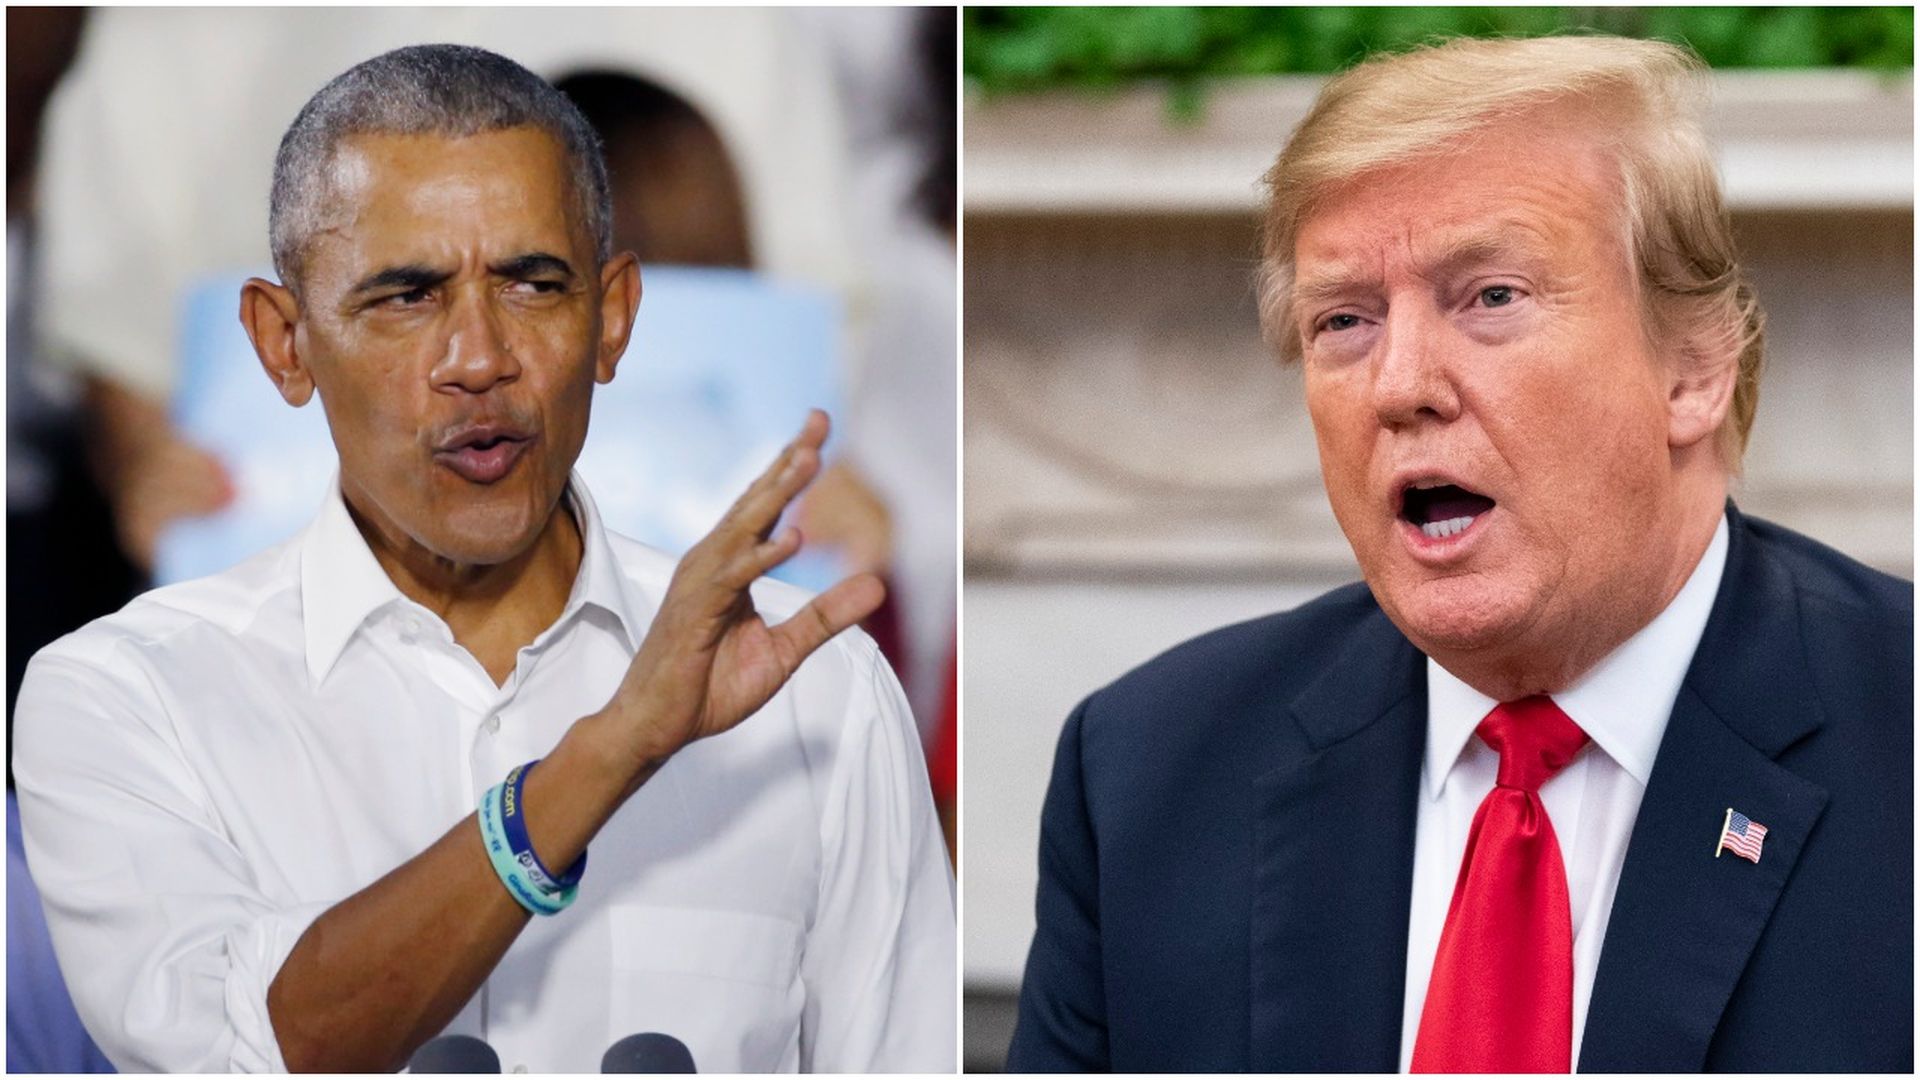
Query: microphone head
601 1032 697 1073
409 1034 502 1073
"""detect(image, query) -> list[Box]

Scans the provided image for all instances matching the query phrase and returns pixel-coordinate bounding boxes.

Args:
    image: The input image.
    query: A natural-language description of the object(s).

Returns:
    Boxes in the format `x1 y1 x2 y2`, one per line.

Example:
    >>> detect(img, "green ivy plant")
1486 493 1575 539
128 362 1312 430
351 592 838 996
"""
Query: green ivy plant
965 6 1914 120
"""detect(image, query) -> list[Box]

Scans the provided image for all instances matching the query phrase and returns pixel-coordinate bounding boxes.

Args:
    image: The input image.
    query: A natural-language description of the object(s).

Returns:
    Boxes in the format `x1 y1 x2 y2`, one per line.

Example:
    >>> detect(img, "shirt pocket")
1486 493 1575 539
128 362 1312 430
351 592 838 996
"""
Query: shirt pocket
605 904 806 1072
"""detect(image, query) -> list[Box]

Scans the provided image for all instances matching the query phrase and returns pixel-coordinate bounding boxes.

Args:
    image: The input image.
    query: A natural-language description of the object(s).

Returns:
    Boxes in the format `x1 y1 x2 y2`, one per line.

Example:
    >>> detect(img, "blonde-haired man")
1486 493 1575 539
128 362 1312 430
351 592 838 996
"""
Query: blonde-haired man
1009 34 1909 1072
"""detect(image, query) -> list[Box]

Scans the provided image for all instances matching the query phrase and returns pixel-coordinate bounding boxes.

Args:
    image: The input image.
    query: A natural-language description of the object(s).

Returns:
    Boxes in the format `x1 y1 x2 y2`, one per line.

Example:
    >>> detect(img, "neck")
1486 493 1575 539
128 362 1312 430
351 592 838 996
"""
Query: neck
1445 471 1728 702
344 491 584 685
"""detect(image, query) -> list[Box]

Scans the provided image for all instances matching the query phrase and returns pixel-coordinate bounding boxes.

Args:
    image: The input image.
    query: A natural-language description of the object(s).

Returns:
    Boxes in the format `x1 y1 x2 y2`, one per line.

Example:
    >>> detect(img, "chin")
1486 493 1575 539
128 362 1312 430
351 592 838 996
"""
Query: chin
432 534 539 567
1377 573 1536 655
430 498 548 566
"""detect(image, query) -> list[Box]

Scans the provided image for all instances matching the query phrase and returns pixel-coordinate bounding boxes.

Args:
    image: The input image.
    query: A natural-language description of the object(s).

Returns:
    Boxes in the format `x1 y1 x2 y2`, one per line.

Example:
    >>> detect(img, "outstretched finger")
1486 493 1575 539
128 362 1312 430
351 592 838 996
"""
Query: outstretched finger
713 411 831 548
719 523 806 592
770 572 886 669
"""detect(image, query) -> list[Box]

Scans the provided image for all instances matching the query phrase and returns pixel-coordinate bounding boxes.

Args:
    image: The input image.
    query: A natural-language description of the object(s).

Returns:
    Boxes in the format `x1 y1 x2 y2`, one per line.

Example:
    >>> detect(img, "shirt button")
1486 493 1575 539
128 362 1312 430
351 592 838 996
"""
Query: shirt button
482 715 501 736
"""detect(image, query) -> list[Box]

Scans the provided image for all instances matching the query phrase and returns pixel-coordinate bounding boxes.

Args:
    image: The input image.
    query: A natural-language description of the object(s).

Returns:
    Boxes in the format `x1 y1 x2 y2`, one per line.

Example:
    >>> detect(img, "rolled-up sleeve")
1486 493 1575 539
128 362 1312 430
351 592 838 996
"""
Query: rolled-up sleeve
797 636 957 1071
14 648 325 1072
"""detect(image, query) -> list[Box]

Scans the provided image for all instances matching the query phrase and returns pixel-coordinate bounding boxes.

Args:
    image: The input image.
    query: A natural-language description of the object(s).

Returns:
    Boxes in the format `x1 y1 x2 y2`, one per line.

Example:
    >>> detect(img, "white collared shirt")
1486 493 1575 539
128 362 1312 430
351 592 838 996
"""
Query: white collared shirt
14 476 956 1073
1398 514 1730 1072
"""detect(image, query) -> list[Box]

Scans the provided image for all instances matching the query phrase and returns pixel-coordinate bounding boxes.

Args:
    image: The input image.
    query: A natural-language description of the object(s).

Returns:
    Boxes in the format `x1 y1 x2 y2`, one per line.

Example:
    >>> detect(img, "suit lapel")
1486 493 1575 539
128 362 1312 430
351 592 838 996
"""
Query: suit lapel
1250 607 1425 1072
1580 505 1832 1071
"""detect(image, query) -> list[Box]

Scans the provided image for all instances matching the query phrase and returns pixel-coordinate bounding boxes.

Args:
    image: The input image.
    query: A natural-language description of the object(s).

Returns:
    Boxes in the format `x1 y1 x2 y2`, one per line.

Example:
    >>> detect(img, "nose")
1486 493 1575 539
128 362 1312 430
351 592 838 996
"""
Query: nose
1370 305 1460 429
429 291 522 394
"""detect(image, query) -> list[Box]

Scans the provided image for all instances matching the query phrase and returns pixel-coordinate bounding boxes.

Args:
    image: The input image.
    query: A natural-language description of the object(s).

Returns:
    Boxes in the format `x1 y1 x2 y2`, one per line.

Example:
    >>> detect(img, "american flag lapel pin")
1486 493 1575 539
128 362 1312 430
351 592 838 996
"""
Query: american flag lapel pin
1715 807 1768 863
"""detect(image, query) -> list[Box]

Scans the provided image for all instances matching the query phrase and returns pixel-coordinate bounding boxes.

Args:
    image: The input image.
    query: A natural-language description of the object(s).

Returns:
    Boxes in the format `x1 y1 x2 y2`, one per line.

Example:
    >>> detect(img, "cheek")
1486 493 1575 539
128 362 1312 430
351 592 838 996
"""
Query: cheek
1559 357 1668 459
320 383 423 476
507 301 581 343
508 319 599 450
508 307 601 382
1494 356 1669 519
517 313 599 388
1304 369 1377 483
1302 369 1393 554
306 335 428 455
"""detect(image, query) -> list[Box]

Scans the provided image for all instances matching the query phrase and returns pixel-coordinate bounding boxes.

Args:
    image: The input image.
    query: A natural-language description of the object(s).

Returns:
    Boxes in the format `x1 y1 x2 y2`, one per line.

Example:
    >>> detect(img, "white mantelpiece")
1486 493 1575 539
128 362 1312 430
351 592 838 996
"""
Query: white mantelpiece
966 71 1914 213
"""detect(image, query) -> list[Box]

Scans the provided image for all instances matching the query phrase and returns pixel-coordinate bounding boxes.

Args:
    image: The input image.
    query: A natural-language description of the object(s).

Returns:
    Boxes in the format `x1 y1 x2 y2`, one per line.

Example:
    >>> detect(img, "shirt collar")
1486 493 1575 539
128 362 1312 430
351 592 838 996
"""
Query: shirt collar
299 474 406 686
300 471 655 686
1423 511 1731 796
555 474 655 654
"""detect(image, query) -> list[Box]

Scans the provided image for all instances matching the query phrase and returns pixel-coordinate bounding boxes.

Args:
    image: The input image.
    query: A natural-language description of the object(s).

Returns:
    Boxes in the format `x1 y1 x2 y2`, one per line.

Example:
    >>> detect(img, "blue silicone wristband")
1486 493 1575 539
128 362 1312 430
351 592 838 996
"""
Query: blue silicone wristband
500 760 587 891
478 782 570 916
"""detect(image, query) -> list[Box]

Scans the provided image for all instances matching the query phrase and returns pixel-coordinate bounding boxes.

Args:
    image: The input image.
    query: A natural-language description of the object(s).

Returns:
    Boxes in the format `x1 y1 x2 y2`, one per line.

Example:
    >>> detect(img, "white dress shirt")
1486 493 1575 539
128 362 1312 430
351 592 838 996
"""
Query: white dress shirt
14 476 956 1073
1398 514 1729 1072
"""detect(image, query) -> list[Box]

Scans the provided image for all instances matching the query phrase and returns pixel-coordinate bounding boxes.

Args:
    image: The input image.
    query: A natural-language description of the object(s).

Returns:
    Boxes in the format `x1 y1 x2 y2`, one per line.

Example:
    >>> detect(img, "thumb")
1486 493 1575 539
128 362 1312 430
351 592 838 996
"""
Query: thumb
770 573 886 671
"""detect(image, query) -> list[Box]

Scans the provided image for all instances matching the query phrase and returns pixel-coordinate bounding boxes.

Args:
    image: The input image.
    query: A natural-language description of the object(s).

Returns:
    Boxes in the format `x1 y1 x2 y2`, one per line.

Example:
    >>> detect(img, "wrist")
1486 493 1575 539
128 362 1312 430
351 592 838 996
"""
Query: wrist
569 708 673 796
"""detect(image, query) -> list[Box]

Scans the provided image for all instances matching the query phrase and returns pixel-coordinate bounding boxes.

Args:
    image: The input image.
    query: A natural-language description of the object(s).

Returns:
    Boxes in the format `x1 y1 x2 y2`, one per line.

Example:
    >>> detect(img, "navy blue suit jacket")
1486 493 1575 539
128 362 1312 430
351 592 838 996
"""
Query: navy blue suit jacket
1007 506 1912 1072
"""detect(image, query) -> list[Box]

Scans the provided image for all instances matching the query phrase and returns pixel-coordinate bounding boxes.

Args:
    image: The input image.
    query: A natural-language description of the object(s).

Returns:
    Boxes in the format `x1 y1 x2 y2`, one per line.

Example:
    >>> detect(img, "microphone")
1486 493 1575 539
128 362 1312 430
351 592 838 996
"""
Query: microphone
601 1032 697 1073
408 1034 501 1073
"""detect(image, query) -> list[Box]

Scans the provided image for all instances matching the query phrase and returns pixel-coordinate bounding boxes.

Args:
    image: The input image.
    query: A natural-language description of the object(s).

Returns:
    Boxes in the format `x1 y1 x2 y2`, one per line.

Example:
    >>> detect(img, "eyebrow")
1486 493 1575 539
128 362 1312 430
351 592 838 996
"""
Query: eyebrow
1291 227 1556 319
348 263 451 297
490 252 578 282
1425 231 1554 282
346 253 579 298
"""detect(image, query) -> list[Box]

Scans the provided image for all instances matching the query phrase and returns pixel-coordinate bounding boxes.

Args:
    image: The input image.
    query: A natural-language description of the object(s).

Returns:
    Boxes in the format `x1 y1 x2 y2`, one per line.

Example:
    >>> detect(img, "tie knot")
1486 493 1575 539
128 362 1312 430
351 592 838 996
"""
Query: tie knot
1476 696 1590 792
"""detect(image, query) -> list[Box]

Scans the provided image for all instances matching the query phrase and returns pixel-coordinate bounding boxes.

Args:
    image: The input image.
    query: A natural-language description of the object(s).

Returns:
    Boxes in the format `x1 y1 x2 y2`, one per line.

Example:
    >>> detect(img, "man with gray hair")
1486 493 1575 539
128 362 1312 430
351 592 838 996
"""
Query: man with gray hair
15 44 955 1073
1008 33 1909 1072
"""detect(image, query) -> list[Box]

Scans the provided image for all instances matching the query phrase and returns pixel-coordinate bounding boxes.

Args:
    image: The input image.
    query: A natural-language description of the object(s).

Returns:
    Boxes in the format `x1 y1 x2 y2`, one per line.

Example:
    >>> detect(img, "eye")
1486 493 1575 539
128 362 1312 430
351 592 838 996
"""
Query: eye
378 287 432 308
1318 313 1363 334
1475 285 1518 309
510 280 567 295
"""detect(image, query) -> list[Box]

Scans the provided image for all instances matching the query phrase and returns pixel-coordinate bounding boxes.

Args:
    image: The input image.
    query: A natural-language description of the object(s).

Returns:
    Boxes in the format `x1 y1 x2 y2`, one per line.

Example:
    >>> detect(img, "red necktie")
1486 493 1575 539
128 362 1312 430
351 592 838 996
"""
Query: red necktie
1411 696 1590 1073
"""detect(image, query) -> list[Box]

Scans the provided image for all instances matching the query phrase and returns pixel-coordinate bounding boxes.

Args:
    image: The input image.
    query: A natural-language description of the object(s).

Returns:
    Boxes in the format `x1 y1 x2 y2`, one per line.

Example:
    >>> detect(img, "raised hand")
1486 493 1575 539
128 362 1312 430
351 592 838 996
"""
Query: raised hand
599 411 886 775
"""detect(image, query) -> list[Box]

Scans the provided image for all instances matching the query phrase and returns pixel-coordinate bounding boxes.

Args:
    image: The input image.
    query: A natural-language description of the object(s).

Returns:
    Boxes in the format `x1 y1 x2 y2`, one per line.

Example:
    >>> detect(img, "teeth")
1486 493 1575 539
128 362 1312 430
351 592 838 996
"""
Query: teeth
1420 515 1476 539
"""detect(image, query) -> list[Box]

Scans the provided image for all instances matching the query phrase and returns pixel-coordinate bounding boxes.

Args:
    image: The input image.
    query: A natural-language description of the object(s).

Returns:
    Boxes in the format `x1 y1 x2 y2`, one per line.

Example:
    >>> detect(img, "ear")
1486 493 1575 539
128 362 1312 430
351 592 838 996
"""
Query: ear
1665 325 1741 452
594 252 642 385
239 278 316 407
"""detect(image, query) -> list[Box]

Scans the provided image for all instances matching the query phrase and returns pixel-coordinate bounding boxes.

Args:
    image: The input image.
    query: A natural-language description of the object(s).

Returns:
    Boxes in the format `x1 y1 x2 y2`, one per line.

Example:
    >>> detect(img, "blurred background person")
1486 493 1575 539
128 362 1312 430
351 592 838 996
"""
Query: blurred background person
7 9 120 1072
9 7 956 1069
555 70 756 269
799 6 961 857
960 5 1912 1070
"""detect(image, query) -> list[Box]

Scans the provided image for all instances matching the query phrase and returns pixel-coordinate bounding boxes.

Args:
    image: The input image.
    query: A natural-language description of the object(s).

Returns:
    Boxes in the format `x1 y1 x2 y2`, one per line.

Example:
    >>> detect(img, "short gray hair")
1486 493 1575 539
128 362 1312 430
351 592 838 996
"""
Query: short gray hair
269 43 612 290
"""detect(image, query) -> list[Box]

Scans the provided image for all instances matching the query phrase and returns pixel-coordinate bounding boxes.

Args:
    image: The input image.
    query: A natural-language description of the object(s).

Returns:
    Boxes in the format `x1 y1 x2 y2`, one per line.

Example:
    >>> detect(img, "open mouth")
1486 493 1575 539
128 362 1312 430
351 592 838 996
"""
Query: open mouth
1399 481 1497 540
